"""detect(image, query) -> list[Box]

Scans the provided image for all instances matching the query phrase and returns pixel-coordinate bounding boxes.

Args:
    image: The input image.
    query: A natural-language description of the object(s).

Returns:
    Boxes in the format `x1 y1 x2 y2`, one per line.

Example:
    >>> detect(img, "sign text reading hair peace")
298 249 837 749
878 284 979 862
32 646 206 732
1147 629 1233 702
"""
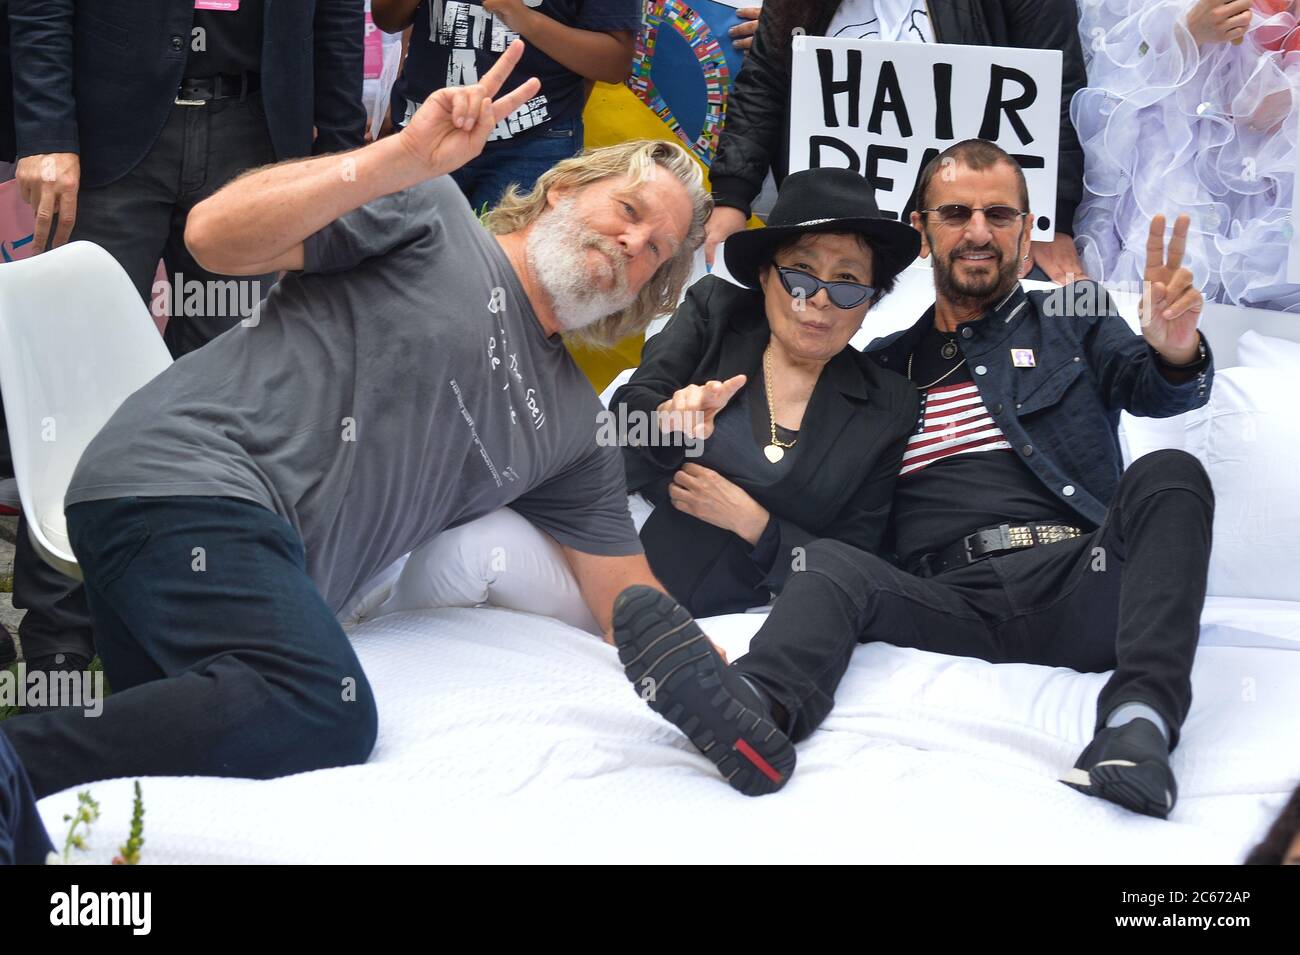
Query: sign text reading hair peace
788 37 1062 240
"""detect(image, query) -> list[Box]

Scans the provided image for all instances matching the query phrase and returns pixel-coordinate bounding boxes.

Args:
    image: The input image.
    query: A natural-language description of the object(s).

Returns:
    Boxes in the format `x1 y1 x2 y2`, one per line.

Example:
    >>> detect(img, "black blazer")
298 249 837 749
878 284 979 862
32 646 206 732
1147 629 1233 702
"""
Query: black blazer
8 0 365 188
613 275 919 616
0 0 15 164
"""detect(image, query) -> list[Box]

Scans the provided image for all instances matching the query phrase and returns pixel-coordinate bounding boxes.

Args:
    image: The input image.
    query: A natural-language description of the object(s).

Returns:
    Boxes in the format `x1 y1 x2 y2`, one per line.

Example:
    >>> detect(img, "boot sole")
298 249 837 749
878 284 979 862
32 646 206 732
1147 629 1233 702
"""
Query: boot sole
613 586 795 797
1061 759 1176 819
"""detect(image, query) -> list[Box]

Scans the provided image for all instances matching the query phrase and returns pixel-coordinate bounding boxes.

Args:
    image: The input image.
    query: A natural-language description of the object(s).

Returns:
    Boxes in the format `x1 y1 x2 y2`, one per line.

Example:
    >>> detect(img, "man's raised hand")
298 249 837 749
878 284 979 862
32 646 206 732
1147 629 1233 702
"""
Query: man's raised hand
1141 214 1203 366
398 40 541 178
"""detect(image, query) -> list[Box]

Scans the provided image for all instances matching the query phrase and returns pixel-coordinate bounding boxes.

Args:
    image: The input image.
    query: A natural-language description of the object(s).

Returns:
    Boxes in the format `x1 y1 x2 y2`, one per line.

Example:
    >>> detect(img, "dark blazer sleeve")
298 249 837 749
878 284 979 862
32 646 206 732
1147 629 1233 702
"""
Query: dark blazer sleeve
0 0 16 163
999 0 1086 235
311 0 367 154
611 278 716 474
8 0 78 158
1080 284 1214 418
709 2 790 216
755 396 913 593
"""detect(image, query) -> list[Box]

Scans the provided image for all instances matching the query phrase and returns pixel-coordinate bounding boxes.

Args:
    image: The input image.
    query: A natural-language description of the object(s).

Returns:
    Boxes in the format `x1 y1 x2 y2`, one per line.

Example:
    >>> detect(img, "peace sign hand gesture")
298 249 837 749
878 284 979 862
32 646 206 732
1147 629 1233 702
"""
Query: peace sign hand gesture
1140 214 1203 365
397 39 541 180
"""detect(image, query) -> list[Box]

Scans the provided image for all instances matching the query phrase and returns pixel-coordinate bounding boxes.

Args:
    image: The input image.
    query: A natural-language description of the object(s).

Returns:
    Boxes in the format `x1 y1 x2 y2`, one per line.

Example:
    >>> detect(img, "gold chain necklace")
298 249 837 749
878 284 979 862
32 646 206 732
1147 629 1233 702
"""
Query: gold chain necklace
907 351 968 390
763 346 797 464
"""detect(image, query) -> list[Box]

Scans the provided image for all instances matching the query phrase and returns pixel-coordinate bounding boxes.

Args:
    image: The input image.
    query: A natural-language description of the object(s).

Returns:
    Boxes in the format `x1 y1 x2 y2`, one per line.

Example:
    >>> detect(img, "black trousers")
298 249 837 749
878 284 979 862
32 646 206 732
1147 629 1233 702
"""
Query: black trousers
10 92 278 663
734 449 1215 750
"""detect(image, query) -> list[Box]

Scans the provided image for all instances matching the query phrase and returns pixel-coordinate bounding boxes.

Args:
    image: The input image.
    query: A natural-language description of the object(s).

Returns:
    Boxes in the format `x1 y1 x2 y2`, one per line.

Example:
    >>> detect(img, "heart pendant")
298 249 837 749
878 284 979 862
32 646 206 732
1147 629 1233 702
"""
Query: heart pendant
764 444 785 463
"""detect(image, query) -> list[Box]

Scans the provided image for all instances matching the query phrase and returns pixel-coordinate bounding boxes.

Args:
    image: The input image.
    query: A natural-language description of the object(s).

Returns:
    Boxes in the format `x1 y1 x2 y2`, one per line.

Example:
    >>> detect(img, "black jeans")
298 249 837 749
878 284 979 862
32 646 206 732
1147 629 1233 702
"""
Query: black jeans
0 732 52 865
72 91 278 355
13 93 279 664
1 496 378 799
734 449 1215 749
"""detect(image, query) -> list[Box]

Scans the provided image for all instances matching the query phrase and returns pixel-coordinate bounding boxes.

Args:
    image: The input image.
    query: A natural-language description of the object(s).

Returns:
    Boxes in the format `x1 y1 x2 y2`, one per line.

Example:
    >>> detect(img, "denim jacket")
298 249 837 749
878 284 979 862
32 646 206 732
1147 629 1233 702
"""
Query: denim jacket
861 281 1214 528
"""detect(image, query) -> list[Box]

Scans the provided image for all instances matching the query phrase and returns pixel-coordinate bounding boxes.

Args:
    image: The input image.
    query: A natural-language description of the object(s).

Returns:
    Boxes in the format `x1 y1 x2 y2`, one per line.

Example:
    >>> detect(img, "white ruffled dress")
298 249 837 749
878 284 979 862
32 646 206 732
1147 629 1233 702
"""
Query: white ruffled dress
1072 0 1300 311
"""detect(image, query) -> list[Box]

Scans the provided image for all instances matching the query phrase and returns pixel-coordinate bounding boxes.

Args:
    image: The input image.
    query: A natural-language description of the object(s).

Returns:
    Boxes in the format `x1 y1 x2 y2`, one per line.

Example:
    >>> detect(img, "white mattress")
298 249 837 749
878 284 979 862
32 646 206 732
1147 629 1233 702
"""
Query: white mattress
38 597 1299 864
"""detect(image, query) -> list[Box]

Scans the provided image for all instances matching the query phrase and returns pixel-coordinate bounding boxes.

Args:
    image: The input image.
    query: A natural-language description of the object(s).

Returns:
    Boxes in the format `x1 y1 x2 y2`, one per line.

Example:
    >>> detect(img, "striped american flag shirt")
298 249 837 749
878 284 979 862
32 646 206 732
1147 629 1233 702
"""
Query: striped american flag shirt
900 380 1012 477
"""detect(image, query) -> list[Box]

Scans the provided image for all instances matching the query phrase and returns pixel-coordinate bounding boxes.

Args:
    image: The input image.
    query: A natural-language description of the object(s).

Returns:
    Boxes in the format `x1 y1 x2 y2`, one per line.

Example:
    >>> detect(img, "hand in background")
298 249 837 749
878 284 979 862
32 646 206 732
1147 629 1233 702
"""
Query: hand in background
1030 232 1088 284
703 206 749 267
483 0 529 33
1186 0 1252 46
15 153 80 254
729 7 762 51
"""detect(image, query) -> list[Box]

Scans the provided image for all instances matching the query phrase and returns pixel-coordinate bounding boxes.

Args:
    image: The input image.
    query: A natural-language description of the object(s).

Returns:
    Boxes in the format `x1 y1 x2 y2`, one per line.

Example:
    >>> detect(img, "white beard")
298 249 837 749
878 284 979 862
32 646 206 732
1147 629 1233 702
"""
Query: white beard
525 199 639 332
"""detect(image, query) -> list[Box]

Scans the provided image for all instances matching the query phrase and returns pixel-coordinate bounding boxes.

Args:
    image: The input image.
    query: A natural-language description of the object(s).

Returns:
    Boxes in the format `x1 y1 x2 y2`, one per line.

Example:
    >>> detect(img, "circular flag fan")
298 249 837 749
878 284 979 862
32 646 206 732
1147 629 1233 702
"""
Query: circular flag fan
628 0 733 164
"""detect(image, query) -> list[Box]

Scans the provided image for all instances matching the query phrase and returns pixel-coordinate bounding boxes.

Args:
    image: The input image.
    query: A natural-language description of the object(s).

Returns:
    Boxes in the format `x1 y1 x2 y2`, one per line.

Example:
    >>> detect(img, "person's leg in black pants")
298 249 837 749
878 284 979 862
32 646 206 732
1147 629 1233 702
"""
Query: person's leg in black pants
989 448 1214 749
14 93 280 676
739 449 1213 815
611 545 1014 795
982 449 1213 816
0 731 53 864
1 495 379 799
69 91 278 356
157 92 278 357
734 540 1014 742
11 521 92 664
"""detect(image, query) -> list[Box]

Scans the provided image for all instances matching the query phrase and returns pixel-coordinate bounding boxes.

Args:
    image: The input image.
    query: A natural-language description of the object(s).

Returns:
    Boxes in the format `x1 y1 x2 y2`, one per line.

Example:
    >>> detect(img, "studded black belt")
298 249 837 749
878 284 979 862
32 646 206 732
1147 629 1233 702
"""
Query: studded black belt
915 522 1083 577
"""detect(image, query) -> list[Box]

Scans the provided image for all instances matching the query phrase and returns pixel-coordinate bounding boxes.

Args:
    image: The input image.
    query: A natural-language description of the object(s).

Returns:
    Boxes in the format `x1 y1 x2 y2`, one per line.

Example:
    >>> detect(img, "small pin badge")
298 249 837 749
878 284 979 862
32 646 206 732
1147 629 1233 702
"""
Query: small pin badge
1011 348 1036 368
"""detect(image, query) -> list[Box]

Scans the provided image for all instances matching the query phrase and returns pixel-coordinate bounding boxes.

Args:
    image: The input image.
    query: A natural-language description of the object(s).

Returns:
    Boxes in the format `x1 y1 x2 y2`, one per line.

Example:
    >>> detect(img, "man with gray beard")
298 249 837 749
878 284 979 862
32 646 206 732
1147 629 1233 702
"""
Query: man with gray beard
1 41 712 798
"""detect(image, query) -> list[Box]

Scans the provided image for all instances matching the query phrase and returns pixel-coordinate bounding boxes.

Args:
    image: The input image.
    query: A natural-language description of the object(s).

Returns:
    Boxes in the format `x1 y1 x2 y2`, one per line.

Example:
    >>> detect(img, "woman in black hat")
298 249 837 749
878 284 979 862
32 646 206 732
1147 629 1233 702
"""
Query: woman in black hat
611 167 922 617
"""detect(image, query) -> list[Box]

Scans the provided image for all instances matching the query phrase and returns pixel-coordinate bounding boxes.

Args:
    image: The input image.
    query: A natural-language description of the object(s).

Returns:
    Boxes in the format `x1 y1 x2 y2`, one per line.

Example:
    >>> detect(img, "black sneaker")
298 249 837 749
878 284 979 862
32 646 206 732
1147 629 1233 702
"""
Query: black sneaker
612 585 795 796
1060 718 1177 819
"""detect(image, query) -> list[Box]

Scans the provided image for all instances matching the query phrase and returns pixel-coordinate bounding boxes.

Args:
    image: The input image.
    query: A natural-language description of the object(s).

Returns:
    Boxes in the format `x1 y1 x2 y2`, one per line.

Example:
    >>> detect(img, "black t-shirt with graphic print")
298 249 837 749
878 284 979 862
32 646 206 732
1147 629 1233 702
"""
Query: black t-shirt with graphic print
391 0 643 143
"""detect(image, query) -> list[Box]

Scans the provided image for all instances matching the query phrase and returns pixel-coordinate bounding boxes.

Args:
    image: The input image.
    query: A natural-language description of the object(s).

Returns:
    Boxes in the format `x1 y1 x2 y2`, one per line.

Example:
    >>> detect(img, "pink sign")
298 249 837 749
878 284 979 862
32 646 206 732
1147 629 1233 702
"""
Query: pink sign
364 12 383 79
194 1 241 10
0 179 36 264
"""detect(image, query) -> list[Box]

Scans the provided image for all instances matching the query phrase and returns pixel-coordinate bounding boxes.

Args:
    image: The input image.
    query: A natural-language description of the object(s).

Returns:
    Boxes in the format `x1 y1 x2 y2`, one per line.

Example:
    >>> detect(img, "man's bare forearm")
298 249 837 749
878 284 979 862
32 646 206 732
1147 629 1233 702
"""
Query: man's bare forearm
184 135 429 275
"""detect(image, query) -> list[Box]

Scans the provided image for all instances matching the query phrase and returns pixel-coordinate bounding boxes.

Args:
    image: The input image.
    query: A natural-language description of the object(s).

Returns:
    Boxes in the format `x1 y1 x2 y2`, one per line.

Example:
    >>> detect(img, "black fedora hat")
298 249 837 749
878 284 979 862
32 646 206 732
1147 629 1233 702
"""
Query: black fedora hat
722 167 921 293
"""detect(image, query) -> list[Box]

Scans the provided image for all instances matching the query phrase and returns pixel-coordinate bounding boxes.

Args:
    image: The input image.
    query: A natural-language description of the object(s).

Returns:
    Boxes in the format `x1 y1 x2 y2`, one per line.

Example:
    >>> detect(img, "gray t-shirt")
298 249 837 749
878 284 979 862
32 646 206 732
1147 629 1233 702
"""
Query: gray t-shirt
66 176 641 612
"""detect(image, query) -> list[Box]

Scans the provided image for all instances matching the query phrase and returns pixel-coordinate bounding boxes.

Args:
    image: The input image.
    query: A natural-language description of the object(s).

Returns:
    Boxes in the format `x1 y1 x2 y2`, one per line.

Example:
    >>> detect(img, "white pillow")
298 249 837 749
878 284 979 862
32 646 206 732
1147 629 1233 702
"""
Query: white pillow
1237 329 1300 373
1118 410 1197 466
1186 367 1300 602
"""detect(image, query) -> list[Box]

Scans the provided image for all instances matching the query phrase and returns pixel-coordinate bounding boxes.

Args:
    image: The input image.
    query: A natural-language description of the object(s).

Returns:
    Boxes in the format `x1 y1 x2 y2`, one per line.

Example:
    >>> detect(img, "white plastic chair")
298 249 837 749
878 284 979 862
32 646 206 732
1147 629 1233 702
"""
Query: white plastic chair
0 241 172 580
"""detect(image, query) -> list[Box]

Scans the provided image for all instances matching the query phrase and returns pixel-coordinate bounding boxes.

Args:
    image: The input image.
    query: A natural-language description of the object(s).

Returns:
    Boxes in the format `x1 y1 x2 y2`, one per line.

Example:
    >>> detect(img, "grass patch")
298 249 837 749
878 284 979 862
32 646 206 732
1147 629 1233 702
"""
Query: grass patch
0 661 16 722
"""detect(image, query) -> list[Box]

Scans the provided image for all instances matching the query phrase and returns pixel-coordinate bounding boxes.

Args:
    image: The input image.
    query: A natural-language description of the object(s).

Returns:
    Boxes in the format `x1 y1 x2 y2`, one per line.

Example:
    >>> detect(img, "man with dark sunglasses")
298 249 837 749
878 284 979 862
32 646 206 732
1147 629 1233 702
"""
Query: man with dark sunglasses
613 139 1215 820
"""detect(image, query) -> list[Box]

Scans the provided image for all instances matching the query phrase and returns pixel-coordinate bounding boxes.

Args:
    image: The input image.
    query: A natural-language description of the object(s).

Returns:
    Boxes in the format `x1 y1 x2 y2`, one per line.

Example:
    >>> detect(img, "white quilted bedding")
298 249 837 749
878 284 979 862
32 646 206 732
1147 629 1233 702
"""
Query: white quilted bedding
37 598 1300 864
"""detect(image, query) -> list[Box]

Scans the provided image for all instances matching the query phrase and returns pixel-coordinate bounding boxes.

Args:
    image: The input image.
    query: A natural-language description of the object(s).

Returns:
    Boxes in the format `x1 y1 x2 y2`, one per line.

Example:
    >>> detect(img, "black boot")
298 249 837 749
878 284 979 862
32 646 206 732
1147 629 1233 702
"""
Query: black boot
1061 718 1177 819
613 586 795 796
